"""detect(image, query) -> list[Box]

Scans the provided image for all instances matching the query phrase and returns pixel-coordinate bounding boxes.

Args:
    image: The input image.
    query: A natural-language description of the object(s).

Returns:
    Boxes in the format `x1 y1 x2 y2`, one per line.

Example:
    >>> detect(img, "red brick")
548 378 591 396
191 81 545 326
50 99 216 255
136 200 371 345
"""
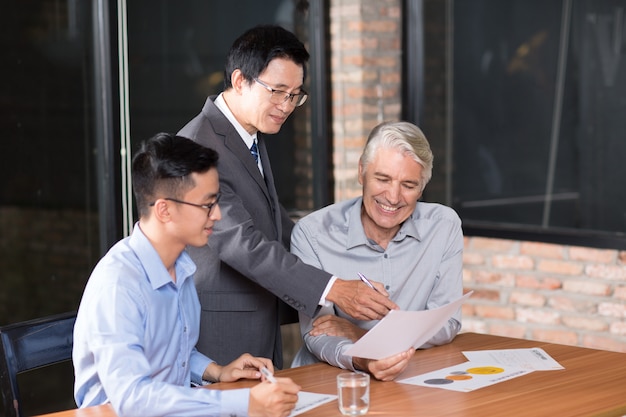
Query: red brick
380 71 401 84
547 296 596 314
585 264 626 281
386 5 401 19
343 55 366 67
330 3 360 18
473 270 515 286
561 316 608 331
347 20 399 33
492 255 534 270
610 321 626 336
516 308 561 325
562 280 611 296
461 304 475 317
515 275 562 290
469 289 500 302
509 291 546 307
615 286 626 300
488 323 527 339
582 334 626 353
336 37 380 51
474 305 515 320
537 260 584 275
532 329 579 346
461 320 487 334
520 242 565 259
569 246 616 263
470 237 516 252
598 302 626 318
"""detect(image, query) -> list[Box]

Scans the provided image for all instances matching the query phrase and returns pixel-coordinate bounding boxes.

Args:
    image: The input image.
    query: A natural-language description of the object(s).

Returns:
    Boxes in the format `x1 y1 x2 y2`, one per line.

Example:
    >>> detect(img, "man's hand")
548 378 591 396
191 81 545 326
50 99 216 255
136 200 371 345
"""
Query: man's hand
353 348 415 381
326 279 398 321
309 315 367 342
249 377 301 417
203 353 274 383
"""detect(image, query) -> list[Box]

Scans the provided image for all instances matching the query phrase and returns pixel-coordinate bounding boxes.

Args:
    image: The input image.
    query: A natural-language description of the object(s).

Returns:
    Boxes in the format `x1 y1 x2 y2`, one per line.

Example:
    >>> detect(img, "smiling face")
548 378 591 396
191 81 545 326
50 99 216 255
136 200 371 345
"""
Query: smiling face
358 147 424 247
228 58 305 135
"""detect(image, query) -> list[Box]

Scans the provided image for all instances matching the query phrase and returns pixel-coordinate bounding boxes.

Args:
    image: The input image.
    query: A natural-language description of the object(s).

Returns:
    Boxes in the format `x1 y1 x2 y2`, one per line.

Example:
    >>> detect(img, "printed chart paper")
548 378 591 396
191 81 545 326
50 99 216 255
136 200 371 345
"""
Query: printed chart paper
398 361 532 392
345 291 473 360
290 391 337 416
462 348 564 371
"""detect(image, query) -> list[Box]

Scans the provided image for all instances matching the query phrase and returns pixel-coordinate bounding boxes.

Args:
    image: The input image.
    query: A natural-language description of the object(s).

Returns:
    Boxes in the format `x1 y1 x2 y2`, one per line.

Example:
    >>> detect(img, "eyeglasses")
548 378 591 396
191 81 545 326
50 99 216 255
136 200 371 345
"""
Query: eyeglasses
254 78 308 107
150 193 221 217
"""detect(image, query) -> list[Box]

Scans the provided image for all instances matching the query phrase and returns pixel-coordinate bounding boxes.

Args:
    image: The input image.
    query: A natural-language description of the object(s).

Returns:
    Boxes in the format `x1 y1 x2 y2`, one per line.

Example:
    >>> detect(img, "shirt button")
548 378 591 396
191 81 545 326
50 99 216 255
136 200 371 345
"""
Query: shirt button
182 361 186 367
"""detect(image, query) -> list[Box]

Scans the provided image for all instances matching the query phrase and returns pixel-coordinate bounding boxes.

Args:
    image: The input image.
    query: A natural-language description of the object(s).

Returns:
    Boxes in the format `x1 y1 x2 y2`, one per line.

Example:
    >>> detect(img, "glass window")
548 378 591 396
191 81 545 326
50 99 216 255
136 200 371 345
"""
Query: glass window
1 1 101 413
422 0 626 249
1 0 320 412
0 1 100 322
125 0 314 211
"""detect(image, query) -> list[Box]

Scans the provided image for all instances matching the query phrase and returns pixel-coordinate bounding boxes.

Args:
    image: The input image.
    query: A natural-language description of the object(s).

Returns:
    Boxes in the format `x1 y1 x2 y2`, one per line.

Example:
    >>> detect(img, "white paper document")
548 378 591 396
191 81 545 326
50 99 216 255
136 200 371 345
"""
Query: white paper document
398 361 532 392
462 348 564 371
290 391 337 416
345 291 473 360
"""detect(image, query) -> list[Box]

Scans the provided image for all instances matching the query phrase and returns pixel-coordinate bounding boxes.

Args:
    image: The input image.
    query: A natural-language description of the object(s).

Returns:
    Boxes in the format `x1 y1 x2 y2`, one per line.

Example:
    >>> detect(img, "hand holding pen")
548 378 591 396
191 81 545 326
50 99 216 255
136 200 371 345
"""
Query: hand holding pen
260 366 278 383
251 367 300 417
356 272 398 317
326 274 398 321
357 272 383 294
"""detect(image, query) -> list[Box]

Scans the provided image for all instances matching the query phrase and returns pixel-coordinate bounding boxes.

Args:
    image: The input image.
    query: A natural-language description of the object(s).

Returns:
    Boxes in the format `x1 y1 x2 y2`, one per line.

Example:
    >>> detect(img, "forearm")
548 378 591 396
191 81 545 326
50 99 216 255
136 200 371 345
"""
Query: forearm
303 332 356 371
202 362 222 383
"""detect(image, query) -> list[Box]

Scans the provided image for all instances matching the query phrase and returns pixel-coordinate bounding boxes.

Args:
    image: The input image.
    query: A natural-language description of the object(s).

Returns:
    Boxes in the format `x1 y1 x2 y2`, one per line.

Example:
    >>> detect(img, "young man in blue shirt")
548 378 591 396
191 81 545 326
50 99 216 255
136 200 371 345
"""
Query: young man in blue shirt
73 133 299 417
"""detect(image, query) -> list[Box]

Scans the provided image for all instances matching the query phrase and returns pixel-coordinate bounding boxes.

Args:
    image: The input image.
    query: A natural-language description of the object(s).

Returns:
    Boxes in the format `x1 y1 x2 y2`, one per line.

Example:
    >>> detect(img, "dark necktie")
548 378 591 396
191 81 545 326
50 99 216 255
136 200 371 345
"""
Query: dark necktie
250 140 259 164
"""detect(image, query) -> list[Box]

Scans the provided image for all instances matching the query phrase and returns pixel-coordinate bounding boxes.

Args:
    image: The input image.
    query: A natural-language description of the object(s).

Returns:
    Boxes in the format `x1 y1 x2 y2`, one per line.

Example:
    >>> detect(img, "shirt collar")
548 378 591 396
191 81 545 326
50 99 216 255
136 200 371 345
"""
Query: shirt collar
345 197 422 250
214 93 256 149
128 223 197 290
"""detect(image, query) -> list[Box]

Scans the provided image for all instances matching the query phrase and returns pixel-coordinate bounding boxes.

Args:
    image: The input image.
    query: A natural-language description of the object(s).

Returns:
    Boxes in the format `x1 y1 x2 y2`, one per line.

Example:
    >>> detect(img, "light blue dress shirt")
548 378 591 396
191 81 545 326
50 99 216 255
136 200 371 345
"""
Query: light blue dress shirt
73 224 249 417
291 197 464 370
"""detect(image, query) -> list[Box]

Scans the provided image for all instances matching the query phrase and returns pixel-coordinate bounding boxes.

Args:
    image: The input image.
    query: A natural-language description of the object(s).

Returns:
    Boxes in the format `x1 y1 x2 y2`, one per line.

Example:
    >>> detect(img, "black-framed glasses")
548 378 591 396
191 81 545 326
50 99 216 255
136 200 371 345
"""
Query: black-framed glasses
254 78 308 107
149 193 221 216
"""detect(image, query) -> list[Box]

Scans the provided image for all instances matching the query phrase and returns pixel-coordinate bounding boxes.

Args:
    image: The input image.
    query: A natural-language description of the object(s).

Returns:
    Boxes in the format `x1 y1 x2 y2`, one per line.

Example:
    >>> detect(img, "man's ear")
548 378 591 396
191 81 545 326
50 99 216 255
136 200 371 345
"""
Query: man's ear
152 199 172 223
230 69 246 94
358 162 364 185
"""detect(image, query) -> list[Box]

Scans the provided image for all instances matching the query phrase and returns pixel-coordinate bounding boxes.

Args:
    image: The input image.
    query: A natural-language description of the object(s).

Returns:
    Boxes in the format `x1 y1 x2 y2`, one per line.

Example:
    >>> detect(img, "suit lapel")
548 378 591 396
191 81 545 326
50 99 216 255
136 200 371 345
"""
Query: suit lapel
201 97 279 234
203 97 270 201
224 132 268 194
257 137 282 237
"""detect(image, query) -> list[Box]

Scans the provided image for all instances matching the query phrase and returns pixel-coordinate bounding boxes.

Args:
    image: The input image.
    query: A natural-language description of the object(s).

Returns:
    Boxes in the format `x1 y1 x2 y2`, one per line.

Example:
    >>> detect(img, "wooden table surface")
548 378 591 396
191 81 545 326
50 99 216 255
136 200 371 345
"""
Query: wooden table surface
35 332 626 417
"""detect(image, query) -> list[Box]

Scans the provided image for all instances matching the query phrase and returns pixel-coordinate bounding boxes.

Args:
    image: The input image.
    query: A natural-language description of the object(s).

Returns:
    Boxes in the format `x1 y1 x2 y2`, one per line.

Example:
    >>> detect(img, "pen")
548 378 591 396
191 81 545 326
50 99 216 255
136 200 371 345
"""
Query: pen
357 272 382 294
260 366 277 384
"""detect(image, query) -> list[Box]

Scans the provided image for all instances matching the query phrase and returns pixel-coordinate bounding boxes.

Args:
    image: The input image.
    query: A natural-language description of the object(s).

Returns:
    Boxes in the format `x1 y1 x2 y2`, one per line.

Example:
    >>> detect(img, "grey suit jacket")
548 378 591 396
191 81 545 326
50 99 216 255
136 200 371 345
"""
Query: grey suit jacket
178 96 331 368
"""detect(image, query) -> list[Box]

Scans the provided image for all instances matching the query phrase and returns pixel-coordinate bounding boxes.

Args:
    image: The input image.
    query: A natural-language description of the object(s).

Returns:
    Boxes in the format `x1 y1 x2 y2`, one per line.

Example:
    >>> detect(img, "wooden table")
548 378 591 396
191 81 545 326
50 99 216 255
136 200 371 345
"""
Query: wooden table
35 332 626 417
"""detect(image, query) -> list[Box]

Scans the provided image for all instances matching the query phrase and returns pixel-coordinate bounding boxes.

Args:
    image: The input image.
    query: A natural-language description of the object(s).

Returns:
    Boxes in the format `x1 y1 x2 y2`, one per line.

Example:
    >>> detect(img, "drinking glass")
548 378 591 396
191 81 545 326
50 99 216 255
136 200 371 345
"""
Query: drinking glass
337 372 370 415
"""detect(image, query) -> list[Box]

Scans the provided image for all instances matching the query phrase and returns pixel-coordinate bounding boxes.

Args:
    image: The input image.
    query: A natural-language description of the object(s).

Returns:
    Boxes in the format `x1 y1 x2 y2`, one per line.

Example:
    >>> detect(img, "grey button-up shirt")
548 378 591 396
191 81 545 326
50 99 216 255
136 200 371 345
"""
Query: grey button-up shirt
291 197 464 370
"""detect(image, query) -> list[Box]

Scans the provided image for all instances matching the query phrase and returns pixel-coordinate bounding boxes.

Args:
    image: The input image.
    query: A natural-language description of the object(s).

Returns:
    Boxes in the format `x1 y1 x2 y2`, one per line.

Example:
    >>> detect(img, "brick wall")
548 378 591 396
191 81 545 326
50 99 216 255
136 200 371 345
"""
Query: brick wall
463 237 626 352
327 0 626 353
329 0 403 201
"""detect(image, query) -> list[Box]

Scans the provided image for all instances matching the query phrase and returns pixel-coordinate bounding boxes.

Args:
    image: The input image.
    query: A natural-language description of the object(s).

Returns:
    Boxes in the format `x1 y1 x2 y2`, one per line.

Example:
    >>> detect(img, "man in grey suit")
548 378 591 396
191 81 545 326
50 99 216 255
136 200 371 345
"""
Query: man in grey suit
178 25 397 369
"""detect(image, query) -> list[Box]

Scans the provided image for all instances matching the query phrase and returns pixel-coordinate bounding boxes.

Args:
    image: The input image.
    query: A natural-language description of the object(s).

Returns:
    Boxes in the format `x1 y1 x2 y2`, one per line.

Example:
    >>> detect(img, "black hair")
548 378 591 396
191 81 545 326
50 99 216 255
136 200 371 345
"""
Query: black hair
224 24 310 89
131 133 219 216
